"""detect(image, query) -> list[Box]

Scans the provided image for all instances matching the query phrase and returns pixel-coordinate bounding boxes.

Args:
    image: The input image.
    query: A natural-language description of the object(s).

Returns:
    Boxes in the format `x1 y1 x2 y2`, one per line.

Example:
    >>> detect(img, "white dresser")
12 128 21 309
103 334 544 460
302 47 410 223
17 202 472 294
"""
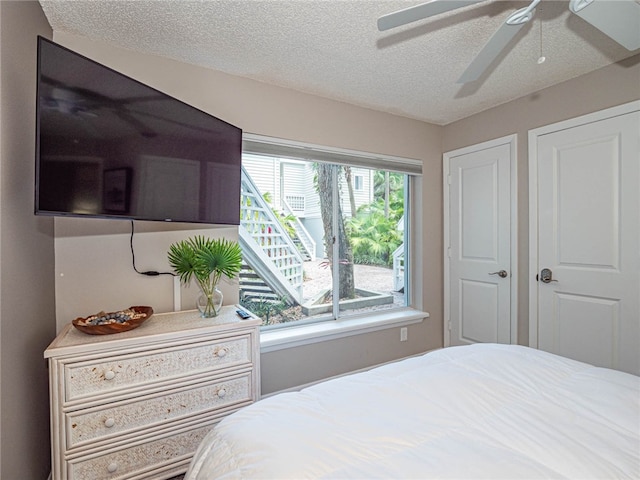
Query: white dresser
45 306 261 480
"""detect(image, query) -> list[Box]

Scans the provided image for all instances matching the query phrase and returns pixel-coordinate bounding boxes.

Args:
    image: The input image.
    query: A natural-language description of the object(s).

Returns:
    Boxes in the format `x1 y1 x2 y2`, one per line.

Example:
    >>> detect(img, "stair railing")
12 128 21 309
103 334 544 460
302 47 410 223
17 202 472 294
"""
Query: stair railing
392 244 405 292
240 166 304 303
282 198 316 261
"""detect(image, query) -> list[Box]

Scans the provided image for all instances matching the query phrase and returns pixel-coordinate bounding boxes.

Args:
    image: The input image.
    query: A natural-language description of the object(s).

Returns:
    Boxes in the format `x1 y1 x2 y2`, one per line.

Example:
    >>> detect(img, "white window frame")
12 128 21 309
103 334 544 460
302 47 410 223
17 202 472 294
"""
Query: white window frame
354 174 364 191
242 133 429 353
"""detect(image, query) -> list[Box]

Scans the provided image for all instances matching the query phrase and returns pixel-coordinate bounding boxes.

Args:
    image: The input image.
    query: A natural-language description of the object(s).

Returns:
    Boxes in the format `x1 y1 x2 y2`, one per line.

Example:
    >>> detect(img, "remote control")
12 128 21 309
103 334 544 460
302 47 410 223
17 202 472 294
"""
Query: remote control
236 309 251 320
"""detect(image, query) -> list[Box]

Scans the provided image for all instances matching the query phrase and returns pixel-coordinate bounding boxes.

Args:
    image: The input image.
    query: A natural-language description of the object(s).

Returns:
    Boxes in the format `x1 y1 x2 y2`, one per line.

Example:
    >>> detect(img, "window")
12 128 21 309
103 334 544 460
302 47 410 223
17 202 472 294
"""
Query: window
239 135 422 332
284 194 305 212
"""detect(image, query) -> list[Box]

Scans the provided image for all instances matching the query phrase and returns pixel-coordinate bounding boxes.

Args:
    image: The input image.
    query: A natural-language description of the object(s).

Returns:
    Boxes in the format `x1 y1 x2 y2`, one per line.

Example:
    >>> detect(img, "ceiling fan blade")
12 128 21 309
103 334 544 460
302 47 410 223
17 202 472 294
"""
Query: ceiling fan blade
377 0 484 31
569 0 640 51
457 17 528 83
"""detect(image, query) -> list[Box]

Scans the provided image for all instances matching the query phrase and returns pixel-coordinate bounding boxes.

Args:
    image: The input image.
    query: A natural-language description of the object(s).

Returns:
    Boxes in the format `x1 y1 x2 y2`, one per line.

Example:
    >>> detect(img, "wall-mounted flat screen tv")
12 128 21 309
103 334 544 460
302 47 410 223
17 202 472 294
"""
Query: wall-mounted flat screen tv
35 37 242 225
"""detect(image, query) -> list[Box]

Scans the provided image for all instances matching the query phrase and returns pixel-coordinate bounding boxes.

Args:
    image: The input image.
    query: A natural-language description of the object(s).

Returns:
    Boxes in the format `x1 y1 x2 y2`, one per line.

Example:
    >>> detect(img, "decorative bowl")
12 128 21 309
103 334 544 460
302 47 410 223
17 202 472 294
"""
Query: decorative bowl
72 306 154 335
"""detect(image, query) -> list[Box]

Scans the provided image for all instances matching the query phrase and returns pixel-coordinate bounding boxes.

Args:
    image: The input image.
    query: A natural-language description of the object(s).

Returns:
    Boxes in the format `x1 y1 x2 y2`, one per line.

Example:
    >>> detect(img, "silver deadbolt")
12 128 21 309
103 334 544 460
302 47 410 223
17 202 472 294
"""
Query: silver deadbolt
489 270 508 278
539 268 557 283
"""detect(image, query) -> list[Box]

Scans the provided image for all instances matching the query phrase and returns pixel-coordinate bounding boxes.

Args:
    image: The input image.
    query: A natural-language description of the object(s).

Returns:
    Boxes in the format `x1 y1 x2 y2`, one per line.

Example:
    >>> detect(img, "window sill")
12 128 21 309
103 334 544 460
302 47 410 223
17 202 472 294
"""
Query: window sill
260 308 429 353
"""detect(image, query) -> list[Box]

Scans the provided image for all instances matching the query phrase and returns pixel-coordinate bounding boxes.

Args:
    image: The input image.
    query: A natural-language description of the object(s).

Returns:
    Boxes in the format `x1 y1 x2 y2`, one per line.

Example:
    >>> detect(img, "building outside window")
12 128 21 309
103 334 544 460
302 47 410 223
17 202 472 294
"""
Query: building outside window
238 135 421 330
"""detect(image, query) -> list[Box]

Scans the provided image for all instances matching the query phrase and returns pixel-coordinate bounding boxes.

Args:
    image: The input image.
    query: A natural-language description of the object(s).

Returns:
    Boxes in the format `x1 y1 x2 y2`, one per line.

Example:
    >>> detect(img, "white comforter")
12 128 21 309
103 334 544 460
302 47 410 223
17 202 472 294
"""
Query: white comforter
186 344 640 479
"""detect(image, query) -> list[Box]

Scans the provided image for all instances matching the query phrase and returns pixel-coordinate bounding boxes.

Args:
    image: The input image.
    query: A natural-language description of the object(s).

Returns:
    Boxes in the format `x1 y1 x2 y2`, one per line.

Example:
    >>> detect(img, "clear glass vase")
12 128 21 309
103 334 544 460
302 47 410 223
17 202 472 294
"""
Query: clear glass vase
196 285 223 318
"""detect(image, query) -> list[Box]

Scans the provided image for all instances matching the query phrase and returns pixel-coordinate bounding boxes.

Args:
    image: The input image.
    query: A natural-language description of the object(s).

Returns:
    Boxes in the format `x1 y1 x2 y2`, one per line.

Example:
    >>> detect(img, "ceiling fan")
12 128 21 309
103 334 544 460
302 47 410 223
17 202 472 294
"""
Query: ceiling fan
40 75 168 137
378 0 640 84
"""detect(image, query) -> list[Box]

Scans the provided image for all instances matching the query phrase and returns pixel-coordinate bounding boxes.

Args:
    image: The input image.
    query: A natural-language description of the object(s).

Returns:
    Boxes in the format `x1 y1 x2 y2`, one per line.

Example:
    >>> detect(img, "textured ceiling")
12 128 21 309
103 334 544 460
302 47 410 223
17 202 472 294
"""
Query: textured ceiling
38 0 639 125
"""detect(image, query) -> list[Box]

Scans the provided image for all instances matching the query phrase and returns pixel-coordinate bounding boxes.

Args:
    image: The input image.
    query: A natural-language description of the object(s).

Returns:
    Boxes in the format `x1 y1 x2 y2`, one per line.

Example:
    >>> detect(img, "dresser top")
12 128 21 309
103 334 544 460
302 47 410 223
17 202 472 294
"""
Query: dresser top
45 305 261 358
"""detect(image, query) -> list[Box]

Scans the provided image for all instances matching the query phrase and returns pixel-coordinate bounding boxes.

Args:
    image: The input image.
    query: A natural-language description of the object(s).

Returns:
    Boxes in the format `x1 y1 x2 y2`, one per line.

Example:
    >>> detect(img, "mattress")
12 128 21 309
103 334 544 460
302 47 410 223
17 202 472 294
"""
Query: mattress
185 343 640 479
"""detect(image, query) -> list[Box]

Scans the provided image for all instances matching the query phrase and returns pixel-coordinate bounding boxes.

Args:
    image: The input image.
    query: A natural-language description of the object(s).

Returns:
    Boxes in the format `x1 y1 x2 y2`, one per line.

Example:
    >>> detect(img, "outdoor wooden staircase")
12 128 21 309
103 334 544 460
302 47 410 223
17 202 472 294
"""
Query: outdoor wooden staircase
238 264 281 304
282 199 316 262
292 237 312 261
239 167 304 305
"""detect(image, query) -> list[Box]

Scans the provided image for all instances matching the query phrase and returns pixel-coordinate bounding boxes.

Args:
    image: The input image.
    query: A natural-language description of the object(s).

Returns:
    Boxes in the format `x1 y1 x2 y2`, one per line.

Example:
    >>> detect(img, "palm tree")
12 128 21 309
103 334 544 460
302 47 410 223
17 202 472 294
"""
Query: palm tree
374 171 404 219
344 166 357 218
347 205 403 267
347 171 404 267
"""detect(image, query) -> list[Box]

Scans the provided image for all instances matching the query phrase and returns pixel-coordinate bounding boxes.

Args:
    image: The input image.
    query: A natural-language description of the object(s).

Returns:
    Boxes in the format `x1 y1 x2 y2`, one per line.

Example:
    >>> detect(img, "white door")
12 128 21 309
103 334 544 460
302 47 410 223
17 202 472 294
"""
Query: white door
531 105 639 375
444 136 516 347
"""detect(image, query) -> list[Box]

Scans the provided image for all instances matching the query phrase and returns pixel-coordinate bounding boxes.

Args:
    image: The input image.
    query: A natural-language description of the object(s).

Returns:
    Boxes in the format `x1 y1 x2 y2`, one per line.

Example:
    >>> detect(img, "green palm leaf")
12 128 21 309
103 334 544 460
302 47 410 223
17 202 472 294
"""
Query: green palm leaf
168 240 199 285
168 235 242 287
195 238 242 285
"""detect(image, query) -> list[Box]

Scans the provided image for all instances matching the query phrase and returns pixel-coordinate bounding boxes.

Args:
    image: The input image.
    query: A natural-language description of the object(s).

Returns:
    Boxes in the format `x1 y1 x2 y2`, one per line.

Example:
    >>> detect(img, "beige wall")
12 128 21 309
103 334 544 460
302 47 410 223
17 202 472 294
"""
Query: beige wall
0 2 54 479
442 55 640 345
52 32 444 394
53 220 240 329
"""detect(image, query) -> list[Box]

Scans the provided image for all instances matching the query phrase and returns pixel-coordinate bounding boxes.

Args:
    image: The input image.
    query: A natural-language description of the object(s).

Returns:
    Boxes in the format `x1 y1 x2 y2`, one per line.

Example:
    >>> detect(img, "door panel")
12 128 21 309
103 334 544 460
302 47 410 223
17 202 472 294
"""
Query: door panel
555 292 619 367
536 111 639 374
556 137 619 268
460 162 499 260
448 142 512 346
460 279 499 343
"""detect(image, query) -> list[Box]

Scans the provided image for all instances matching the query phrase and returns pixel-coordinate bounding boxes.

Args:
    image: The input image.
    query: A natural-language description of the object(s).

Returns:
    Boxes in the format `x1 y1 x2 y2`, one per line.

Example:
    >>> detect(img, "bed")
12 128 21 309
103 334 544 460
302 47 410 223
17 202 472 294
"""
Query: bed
185 343 640 479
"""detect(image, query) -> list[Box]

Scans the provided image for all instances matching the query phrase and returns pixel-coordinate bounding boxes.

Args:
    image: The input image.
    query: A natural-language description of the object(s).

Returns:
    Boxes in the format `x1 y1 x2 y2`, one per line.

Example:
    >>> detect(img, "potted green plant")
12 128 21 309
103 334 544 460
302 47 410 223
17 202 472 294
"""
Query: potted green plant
168 236 242 317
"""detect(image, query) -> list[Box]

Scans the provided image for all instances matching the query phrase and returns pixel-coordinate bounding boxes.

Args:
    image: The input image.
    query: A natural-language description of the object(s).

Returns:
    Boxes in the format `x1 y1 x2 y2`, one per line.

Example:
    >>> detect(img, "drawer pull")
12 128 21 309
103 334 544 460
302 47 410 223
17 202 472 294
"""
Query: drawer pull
107 462 118 473
104 418 115 428
216 349 227 358
217 388 227 398
104 370 116 381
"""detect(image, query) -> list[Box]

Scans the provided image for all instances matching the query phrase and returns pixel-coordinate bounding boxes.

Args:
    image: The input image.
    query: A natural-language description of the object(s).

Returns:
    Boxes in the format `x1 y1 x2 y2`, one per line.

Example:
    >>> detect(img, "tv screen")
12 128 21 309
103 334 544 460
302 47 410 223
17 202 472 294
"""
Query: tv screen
35 37 242 225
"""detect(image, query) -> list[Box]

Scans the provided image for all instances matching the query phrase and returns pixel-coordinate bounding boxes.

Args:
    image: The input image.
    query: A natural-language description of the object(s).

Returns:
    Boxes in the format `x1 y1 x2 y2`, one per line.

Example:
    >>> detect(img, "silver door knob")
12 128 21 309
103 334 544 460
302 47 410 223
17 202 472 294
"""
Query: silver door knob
539 268 557 283
489 270 508 278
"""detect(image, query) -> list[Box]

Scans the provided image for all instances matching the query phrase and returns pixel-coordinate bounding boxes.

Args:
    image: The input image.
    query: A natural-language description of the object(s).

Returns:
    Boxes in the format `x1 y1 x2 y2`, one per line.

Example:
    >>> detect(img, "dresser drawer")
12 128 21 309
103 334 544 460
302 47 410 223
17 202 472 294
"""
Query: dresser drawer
66 371 252 449
68 422 215 480
63 334 252 403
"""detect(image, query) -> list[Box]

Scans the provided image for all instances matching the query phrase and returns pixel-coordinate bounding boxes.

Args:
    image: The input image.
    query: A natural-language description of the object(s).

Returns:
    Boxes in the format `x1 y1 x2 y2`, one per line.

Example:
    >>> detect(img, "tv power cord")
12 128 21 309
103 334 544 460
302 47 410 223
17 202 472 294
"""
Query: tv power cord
130 220 176 278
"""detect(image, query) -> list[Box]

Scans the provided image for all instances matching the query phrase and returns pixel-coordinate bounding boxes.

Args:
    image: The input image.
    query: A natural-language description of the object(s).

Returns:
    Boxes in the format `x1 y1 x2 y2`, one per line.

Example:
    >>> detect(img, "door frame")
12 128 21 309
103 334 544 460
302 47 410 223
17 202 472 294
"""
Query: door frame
443 134 518 347
527 100 640 348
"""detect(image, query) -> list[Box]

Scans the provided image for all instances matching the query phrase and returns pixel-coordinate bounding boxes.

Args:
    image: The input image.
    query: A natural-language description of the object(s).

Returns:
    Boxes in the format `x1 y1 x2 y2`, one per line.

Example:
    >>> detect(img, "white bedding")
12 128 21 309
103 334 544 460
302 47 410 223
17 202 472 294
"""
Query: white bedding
186 344 640 479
